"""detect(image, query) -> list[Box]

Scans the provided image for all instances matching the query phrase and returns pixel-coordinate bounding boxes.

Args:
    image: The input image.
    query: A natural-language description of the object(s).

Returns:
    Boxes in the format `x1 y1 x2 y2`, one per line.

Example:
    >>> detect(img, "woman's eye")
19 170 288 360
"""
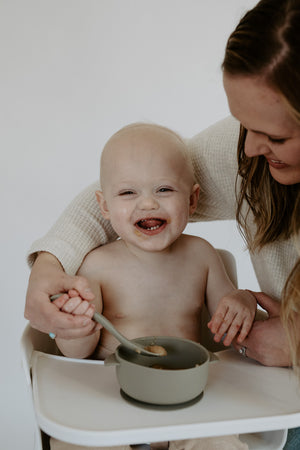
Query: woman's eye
268 136 286 144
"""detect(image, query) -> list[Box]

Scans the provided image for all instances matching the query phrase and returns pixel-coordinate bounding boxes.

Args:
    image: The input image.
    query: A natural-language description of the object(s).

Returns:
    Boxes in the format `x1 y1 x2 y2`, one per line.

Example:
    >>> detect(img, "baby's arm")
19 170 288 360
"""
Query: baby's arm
54 282 103 358
204 244 257 346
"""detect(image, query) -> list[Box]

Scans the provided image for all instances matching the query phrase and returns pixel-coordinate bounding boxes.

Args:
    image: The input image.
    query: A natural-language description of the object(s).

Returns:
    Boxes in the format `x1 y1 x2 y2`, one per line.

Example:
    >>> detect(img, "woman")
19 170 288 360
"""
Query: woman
222 0 300 371
25 0 300 446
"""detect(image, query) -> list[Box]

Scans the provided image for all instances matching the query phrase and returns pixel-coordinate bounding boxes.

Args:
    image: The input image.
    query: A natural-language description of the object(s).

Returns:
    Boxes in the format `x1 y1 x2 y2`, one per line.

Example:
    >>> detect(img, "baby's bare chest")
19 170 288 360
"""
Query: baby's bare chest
100 261 207 319
94 254 209 358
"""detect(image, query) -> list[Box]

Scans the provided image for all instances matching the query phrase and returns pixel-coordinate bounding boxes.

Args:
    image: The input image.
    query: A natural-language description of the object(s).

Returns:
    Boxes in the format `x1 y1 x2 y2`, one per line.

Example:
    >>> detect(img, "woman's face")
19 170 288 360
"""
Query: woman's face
223 73 300 185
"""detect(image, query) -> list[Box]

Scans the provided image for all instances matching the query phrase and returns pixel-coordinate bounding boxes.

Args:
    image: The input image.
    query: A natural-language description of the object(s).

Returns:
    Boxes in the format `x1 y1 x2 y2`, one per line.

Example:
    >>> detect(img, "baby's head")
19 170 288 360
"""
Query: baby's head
96 123 199 251
100 123 195 190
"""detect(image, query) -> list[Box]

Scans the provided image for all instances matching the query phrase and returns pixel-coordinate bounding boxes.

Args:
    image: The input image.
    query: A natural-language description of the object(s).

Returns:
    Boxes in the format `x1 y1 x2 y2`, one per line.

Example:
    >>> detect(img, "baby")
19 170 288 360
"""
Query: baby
52 123 252 450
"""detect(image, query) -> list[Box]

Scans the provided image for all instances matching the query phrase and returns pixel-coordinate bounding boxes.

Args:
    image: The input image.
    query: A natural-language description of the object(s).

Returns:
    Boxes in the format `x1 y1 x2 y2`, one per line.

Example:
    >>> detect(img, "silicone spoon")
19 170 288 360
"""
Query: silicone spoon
50 294 164 357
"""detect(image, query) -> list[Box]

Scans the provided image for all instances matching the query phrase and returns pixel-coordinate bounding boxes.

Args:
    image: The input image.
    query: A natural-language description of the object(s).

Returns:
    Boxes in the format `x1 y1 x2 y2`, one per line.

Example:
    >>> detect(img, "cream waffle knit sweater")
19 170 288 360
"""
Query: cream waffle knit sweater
28 116 298 301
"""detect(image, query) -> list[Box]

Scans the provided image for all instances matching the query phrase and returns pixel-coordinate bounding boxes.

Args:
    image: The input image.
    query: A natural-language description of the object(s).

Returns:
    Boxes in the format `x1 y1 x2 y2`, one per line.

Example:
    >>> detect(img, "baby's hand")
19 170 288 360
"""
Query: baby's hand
52 289 95 319
207 289 256 346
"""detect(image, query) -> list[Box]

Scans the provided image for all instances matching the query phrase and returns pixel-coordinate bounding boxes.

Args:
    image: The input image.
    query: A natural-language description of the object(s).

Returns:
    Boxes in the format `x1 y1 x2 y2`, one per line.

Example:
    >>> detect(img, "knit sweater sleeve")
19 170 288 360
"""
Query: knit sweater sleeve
27 182 118 275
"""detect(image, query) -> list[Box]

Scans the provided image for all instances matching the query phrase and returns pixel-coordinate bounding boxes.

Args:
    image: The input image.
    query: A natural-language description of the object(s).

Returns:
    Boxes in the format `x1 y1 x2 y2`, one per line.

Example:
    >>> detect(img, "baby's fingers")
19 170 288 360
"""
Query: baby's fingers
222 317 242 346
223 315 252 346
211 312 238 344
60 296 82 314
208 306 227 334
72 300 95 318
67 290 95 318
51 293 70 310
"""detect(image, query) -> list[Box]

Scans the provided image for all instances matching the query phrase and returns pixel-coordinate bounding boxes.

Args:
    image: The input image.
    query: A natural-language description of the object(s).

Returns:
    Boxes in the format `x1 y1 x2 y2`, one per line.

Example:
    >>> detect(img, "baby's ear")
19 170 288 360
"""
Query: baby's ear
95 191 110 220
189 183 200 215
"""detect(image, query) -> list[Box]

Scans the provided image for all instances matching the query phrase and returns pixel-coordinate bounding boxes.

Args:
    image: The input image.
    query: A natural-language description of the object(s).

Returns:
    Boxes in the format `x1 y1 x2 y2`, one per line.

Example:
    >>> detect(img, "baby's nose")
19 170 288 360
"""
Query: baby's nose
138 195 159 210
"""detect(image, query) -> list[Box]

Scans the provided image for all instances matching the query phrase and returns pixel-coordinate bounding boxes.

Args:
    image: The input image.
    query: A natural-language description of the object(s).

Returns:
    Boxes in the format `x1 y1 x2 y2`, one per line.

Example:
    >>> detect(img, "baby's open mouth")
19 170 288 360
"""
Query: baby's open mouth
135 218 166 232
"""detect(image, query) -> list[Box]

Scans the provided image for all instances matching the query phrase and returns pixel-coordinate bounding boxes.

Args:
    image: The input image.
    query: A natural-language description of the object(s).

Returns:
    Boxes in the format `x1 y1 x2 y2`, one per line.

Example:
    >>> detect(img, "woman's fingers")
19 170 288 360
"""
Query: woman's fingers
55 313 99 339
51 293 98 339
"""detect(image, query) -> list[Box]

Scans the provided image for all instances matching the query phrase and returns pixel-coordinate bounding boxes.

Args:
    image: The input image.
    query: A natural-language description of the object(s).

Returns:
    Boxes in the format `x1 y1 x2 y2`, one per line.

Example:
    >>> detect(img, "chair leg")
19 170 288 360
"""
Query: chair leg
41 431 50 450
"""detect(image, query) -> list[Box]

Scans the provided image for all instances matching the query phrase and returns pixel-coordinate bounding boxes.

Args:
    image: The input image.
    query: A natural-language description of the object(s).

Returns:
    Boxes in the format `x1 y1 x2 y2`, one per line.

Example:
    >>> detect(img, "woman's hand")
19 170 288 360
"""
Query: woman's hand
233 291 292 367
25 252 97 339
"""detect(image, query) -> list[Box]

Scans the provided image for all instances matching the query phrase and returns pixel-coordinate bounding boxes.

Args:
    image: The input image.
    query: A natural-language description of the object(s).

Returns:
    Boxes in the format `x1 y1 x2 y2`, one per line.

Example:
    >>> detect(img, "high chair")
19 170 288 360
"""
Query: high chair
21 250 296 450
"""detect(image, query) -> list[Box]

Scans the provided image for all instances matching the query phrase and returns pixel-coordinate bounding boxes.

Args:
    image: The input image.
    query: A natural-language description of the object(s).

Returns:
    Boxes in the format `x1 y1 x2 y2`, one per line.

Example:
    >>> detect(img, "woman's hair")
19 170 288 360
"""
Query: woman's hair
222 0 300 371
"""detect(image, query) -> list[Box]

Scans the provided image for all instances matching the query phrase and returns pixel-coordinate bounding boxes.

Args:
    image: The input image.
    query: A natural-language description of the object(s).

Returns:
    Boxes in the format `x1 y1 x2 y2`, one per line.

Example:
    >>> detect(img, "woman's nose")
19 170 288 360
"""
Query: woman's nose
244 130 270 158
138 195 159 210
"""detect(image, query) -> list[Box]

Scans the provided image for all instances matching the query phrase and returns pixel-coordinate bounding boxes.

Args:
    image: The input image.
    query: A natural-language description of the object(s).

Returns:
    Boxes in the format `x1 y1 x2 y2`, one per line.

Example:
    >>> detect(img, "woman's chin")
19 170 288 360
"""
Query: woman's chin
269 166 300 185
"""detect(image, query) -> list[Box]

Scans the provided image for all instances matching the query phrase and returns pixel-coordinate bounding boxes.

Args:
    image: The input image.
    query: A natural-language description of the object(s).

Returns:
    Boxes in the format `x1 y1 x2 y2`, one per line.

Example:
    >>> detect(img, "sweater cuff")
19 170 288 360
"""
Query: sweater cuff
27 238 88 275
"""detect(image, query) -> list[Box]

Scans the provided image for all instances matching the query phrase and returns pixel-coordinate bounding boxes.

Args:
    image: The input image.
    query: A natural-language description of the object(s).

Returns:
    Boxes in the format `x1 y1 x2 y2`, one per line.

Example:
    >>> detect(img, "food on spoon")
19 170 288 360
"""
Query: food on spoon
144 344 167 356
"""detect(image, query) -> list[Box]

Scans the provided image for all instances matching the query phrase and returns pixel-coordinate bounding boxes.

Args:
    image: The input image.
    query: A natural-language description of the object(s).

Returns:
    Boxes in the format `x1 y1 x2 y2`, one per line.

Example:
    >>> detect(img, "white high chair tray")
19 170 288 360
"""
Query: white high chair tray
32 349 299 448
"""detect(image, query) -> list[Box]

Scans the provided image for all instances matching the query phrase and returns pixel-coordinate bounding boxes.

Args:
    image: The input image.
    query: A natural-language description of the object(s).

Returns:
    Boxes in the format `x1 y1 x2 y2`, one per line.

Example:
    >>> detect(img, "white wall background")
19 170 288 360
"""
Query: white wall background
0 1 259 448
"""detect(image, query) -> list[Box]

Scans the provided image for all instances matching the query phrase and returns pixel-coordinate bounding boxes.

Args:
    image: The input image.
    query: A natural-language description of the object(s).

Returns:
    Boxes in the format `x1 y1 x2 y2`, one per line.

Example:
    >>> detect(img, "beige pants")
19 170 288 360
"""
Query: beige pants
50 435 248 450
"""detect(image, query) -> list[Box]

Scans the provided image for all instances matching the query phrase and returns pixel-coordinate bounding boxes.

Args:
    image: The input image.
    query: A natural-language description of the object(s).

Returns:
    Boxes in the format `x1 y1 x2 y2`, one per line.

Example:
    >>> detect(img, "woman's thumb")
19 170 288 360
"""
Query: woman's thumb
63 274 95 301
249 290 280 317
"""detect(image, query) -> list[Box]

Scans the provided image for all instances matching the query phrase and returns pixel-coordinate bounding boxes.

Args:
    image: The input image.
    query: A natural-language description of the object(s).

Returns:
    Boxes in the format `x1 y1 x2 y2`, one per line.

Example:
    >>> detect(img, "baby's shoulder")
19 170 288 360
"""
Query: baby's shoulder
178 234 220 264
180 234 217 253
79 240 123 275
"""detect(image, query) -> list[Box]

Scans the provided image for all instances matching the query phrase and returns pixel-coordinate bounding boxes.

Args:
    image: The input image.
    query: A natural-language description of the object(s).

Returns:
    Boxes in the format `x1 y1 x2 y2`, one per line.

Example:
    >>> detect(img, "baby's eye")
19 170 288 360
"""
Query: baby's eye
158 187 173 193
119 190 135 196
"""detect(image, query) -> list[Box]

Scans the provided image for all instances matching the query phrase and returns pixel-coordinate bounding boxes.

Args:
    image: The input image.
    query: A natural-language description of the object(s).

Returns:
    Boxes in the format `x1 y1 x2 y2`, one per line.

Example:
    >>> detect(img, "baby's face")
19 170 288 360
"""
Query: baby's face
98 126 199 253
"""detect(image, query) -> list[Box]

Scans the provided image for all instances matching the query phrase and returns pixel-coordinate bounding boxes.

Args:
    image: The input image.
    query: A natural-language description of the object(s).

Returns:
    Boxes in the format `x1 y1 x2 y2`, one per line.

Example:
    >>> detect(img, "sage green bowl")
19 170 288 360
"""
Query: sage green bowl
105 336 215 405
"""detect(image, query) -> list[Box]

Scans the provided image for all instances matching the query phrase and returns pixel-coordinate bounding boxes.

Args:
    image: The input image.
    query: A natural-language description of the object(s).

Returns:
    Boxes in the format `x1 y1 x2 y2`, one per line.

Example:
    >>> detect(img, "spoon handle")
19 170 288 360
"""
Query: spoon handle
93 312 146 355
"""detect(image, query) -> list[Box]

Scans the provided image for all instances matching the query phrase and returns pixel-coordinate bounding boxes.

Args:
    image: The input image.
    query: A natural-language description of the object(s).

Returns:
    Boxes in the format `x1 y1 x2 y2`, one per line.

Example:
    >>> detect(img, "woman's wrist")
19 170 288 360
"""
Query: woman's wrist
35 251 64 272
